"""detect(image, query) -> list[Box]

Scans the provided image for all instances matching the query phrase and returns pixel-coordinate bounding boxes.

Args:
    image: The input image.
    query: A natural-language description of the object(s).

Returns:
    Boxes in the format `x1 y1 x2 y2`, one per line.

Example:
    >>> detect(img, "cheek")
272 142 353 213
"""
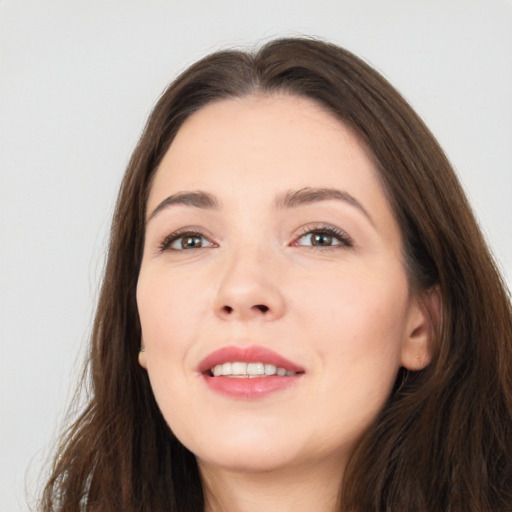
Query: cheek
306 277 408 432
137 268 209 352
296 264 410 377
136 270 205 425
136 267 217 417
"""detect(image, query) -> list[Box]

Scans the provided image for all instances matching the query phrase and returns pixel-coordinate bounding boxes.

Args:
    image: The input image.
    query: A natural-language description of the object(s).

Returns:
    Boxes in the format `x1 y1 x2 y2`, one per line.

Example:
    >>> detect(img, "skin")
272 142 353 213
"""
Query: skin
137 94 432 512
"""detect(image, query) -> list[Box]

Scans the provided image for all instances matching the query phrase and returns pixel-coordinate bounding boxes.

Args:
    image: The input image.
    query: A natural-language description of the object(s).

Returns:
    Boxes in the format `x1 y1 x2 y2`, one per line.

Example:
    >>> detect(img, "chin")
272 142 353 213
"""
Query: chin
197 447 300 474
180 425 305 474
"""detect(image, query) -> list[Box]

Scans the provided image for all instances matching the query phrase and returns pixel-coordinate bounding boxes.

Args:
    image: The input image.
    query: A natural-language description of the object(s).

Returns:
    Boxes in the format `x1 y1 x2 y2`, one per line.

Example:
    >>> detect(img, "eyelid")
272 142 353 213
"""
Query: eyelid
158 227 217 252
155 223 352 253
291 223 354 249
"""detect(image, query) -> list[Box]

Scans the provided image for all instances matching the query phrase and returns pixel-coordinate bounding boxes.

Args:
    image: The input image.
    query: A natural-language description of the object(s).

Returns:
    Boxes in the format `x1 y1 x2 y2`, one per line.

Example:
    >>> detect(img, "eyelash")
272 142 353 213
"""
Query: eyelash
158 229 215 252
158 224 353 252
292 224 353 250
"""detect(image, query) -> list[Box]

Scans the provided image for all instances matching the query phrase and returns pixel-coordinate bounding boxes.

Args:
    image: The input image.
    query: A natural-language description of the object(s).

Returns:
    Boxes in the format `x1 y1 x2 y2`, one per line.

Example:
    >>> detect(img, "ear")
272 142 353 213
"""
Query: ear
138 339 148 369
400 286 441 371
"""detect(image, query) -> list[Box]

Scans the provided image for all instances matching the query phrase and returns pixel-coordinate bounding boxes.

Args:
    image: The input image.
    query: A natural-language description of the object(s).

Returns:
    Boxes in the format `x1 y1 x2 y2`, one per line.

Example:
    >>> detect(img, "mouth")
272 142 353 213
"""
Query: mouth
198 345 305 398
209 362 300 378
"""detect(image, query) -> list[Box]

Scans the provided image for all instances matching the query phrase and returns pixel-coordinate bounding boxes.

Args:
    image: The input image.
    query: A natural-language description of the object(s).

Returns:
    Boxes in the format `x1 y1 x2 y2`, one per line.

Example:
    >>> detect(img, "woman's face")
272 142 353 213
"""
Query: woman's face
137 95 431 476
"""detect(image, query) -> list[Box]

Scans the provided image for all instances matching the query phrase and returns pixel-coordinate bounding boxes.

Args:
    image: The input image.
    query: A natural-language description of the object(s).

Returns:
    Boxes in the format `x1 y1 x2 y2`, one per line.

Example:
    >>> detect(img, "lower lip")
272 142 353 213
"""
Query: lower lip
202 374 303 399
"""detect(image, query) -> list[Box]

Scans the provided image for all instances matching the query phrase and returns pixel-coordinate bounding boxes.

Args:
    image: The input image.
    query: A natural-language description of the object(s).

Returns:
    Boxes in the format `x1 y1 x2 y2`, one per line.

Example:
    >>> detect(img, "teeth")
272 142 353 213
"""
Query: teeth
264 364 277 375
211 362 296 377
231 362 247 375
247 362 265 375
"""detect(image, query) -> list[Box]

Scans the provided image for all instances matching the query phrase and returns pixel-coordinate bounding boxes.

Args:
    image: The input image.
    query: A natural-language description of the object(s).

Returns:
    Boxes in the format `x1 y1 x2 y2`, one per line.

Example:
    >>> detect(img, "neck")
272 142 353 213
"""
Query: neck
199 456 344 512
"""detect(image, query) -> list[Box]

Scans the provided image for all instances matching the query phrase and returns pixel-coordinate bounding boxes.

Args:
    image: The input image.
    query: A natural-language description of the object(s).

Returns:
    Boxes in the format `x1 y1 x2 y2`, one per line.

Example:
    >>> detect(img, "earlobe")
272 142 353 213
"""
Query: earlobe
138 344 147 369
400 286 441 371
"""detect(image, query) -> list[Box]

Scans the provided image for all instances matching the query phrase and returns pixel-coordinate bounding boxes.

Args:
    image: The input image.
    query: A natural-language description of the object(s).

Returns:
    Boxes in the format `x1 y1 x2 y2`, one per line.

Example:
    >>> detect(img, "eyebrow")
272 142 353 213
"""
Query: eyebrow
274 187 375 226
146 187 374 227
146 191 220 223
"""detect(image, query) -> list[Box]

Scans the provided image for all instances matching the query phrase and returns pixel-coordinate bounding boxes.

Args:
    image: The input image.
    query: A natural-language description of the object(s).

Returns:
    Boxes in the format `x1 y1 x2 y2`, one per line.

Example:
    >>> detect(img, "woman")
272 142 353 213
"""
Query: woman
41 38 512 511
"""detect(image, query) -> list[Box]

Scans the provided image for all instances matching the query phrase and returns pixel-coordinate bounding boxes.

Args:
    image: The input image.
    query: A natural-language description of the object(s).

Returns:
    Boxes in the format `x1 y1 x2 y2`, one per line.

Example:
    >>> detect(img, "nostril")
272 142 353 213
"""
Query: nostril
220 304 269 315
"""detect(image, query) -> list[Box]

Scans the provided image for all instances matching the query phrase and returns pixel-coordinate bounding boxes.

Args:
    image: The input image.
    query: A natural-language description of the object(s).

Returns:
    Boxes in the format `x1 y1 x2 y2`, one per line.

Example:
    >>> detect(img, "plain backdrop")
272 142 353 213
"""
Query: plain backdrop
1 0 511 510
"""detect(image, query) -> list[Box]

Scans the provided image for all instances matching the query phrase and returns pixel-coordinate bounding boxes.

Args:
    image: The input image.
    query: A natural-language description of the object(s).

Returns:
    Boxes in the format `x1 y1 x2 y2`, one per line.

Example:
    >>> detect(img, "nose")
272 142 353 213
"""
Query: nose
213 247 286 322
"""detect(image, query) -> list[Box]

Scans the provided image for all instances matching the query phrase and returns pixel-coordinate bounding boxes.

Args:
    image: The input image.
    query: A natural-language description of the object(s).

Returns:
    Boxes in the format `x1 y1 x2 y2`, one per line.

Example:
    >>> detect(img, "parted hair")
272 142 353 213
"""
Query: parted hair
41 37 512 511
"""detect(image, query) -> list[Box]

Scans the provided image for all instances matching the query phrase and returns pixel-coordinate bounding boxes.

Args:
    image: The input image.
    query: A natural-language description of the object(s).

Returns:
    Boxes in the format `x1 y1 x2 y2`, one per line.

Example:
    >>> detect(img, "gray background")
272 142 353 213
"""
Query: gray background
1 0 511 510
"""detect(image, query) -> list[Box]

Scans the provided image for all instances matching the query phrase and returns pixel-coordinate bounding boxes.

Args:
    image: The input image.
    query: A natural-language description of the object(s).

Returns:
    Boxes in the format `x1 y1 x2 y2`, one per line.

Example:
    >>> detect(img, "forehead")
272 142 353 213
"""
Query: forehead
149 94 381 201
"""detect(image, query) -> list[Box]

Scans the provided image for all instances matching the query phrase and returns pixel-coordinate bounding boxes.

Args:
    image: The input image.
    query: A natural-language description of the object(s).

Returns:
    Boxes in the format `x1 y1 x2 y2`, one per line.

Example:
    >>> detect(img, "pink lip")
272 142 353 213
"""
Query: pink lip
198 345 305 399
198 345 304 373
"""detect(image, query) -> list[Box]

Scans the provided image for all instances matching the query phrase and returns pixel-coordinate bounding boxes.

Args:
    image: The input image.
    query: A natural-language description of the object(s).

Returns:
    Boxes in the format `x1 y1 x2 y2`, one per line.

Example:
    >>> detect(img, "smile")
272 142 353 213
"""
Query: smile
210 362 298 377
199 345 305 398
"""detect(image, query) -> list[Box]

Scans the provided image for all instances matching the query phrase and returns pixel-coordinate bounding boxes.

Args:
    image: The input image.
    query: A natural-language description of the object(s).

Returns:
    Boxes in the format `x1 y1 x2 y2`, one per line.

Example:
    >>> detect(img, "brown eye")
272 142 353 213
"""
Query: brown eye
293 225 353 250
179 235 204 249
310 233 334 246
161 232 215 251
297 231 342 247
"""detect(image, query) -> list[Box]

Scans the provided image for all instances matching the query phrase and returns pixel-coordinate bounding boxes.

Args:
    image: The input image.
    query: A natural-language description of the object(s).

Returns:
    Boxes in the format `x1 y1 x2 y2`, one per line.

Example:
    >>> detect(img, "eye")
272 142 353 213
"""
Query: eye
160 230 215 251
294 225 353 249
299 232 340 247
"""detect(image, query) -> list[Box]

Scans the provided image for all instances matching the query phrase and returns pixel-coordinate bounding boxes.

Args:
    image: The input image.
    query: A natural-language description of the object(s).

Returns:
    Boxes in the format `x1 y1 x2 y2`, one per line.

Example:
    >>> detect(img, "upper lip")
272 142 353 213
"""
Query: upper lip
198 345 305 374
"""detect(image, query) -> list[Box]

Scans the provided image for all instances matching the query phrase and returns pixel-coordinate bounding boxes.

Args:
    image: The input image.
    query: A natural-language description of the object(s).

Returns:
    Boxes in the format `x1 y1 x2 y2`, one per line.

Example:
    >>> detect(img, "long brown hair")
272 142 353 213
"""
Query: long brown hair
41 37 512 511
